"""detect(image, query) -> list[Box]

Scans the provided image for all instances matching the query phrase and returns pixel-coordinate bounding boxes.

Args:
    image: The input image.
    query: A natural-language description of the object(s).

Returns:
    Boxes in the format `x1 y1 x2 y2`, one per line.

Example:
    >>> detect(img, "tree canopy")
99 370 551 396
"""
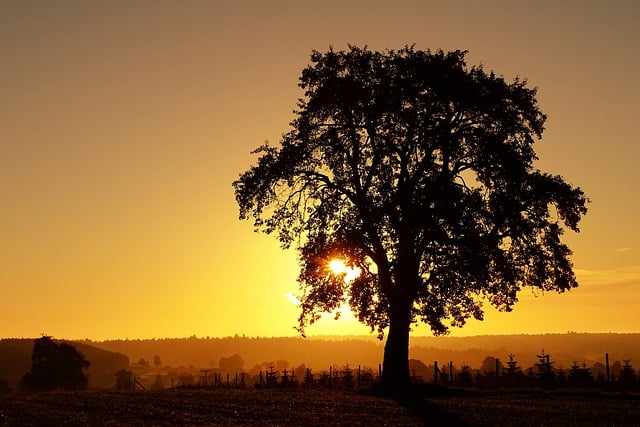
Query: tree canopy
21 336 90 391
233 45 588 389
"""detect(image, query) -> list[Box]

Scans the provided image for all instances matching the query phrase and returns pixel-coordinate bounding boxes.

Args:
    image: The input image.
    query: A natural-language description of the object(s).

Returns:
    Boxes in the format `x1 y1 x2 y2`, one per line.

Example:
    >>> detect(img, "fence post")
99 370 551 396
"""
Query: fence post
434 361 439 383
605 353 611 389
329 366 333 388
449 361 454 385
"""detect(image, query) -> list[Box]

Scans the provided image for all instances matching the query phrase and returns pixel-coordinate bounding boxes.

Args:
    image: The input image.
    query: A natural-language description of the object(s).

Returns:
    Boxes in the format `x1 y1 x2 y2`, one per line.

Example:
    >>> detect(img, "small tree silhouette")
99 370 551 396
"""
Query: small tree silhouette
505 354 521 375
280 368 298 388
265 365 278 388
535 350 555 387
304 367 314 387
457 364 473 388
341 364 355 389
619 360 636 389
568 362 593 388
115 369 133 391
318 369 330 388
22 336 90 391
503 353 525 388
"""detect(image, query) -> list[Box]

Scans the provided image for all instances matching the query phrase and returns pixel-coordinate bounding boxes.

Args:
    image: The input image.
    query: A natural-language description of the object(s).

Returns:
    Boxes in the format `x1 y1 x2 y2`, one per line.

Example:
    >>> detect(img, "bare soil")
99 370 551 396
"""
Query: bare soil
1 388 638 426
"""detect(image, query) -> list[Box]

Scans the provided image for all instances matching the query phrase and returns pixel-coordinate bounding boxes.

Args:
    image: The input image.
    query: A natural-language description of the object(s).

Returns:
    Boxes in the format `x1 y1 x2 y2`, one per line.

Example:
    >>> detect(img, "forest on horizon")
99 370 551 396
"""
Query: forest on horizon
84 332 639 375
3 332 638 391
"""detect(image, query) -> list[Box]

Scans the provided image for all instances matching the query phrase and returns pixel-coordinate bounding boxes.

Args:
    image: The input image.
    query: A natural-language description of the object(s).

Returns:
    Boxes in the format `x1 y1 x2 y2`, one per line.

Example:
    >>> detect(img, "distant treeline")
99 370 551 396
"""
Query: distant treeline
88 336 384 372
3 333 639 391
88 333 640 374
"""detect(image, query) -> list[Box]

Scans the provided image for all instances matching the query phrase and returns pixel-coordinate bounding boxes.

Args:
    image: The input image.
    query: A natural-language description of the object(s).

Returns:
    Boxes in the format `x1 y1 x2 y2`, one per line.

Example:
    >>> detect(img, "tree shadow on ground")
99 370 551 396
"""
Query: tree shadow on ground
365 384 471 426
393 394 470 426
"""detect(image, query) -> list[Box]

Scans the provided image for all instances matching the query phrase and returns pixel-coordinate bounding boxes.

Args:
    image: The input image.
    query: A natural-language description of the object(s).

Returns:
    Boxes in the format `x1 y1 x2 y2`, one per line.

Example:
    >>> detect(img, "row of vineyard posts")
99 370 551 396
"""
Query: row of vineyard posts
186 363 378 390
115 363 378 391
114 352 640 392
253 363 377 390
428 352 639 391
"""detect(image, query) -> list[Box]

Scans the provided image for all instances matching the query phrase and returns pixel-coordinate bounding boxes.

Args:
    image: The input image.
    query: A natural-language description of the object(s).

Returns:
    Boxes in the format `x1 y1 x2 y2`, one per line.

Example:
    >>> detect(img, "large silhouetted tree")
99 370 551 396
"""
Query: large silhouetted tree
22 336 90 391
233 46 588 391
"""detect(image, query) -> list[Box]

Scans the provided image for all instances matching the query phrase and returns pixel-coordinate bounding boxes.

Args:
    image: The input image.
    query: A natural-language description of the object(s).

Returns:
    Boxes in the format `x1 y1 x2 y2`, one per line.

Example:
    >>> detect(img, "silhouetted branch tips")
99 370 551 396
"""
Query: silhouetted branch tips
234 44 588 391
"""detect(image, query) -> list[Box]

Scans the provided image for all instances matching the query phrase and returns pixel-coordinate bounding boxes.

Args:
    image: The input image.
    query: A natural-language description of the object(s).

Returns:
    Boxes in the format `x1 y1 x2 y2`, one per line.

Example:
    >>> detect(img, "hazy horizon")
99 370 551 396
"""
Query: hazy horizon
4 330 639 343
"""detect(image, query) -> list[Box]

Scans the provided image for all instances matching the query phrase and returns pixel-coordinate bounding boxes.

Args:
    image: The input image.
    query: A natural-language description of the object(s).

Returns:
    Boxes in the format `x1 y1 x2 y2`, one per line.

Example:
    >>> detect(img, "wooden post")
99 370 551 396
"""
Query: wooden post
329 366 333 387
200 369 211 387
434 361 439 383
495 358 500 387
449 361 454 385
605 353 611 388
133 377 146 391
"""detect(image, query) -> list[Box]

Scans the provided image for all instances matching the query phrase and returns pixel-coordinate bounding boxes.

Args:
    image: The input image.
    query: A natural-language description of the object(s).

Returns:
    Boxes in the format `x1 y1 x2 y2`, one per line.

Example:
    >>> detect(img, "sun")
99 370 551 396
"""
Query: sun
329 259 347 275
328 259 362 283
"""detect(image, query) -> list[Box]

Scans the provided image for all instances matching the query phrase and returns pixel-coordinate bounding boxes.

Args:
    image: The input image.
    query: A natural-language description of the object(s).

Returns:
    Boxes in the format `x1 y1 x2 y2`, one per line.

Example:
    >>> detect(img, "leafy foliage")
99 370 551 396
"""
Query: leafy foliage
219 354 245 372
21 336 90 391
234 45 587 387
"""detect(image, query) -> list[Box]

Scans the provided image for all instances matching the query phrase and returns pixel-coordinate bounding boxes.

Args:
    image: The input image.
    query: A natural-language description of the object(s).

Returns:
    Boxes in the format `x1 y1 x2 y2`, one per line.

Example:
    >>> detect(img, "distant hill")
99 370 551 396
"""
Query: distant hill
88 333 640 373
0 339 130 390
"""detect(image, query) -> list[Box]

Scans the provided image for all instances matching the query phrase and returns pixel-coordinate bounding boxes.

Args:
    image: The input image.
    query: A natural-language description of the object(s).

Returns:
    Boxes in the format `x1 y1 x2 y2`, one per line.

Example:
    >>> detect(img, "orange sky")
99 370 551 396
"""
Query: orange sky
2 1 639 340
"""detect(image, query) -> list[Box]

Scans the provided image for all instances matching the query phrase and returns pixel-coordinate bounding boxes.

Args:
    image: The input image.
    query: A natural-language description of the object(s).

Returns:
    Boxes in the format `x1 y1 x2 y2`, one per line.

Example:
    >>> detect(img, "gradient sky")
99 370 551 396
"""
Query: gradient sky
2 0 639 340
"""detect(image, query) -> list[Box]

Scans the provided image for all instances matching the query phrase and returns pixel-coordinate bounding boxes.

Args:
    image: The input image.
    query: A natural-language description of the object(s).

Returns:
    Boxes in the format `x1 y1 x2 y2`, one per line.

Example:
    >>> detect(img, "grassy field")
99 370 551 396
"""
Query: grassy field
1 387 639 426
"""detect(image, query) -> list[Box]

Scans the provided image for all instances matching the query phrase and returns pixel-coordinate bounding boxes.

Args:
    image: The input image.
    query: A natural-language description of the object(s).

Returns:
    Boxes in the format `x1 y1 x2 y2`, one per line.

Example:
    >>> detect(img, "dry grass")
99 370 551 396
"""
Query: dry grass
1 388 639 426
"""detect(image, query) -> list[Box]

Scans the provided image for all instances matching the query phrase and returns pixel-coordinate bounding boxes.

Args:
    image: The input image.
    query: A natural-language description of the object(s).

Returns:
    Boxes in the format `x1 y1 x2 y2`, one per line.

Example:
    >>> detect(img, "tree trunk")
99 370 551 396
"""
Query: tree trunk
380 301 412 392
